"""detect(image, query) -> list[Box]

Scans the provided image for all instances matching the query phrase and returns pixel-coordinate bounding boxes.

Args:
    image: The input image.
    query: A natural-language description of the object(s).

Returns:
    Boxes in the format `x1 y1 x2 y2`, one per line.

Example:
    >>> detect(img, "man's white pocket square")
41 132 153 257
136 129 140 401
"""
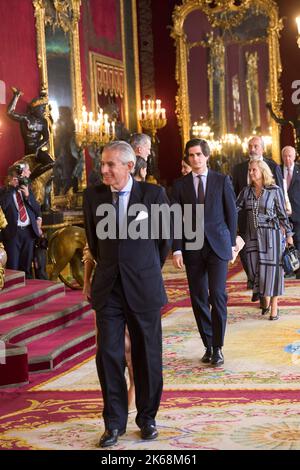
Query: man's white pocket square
134 211 148 221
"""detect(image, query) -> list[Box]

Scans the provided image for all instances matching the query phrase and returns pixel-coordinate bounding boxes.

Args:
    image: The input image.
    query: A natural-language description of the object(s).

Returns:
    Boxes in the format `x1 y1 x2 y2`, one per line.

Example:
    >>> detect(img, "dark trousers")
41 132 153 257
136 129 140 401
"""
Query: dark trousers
95 275 163 431
185 239 228 348
4 226 35 277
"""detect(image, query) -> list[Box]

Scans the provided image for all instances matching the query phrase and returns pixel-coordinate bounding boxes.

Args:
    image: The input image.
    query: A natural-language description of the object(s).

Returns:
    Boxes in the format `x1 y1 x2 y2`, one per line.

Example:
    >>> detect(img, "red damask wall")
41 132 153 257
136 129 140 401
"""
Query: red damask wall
0 0 39 182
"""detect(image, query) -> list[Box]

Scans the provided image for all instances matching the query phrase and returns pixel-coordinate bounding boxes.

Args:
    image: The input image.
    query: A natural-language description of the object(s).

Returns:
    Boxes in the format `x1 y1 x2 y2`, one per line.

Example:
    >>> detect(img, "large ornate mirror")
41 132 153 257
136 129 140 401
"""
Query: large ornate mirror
33 0 84 202
172 0 283 162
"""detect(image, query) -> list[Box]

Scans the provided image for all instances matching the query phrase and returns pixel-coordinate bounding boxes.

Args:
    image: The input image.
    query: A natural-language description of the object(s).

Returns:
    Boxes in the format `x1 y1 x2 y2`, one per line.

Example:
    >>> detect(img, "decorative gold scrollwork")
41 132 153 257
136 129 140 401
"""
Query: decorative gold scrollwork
171 0 283 161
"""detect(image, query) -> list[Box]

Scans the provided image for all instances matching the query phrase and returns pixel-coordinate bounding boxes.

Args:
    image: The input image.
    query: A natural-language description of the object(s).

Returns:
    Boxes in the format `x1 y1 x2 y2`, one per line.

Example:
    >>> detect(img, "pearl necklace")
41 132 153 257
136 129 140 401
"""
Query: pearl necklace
252 188 263 229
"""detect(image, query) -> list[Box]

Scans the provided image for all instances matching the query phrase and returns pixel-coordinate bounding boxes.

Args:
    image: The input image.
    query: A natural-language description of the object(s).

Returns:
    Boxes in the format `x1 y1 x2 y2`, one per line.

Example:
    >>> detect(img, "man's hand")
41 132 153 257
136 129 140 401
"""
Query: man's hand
83 280 92 301
36 219 43 236
286 236 294 246
172 253 184 269
19 185 29 199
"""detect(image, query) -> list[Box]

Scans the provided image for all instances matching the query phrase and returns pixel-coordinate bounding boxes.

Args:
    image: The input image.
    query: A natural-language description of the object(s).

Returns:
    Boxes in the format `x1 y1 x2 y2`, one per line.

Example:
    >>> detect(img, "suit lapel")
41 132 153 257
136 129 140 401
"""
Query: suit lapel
289 165 300 191
204 170 214 214
183 172 197 204
127 179 143 223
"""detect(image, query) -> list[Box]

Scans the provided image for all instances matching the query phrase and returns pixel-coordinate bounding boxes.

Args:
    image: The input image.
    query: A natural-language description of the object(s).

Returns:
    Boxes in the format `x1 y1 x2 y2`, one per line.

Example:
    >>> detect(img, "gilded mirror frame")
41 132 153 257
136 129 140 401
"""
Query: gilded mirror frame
171 0 283 161
33 0 83 117
33 0 84 203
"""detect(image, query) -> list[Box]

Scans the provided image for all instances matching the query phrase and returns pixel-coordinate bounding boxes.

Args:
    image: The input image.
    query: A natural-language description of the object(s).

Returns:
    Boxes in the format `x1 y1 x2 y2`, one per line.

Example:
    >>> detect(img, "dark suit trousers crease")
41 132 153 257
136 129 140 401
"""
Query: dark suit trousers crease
4 226 35 276
95 275 163 431
185 240 228 348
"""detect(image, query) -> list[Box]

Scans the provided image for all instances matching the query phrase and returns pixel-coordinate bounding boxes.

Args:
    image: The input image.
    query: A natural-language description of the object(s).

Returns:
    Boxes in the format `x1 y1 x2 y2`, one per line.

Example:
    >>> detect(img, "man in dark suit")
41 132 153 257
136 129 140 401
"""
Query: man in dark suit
281 145 300 279
171 138 237 367
232 136 283 288
83 141 171 448
0 162 42 277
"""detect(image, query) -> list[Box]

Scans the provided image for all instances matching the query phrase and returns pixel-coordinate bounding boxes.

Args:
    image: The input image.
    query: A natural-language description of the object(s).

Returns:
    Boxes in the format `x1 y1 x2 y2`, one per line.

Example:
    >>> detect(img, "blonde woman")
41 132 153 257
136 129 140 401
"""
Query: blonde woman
82 245 135 411
236 159 293 320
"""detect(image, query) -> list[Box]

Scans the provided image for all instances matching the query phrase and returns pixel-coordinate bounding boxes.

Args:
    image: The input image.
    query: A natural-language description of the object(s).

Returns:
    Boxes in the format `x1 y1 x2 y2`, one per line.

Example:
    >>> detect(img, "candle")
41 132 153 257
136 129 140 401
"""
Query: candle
161 108 166 120
82 106 88 124
296 16 300 34
142 100 146 112
111 121 115 137
74 118 78 132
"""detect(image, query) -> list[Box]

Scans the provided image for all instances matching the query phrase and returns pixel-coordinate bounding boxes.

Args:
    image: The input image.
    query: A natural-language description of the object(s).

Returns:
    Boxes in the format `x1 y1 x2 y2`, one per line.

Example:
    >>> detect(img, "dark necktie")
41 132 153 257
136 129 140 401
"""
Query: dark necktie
16 190 27 222
197 175 205 204
287 168 292 190
113 191 127 227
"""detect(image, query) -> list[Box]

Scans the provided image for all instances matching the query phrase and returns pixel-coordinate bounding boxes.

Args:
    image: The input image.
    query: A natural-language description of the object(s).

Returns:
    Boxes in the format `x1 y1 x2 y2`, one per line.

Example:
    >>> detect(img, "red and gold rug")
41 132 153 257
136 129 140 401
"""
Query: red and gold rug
1 261 300 450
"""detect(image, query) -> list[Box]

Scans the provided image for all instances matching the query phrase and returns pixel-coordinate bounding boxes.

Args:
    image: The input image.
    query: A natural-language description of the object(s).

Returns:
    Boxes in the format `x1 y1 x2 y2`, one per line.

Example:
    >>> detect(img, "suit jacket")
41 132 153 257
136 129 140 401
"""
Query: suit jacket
281 163 300 231
171 170 237 261
0 186 41 240
232 157 283 234
83 179 171 312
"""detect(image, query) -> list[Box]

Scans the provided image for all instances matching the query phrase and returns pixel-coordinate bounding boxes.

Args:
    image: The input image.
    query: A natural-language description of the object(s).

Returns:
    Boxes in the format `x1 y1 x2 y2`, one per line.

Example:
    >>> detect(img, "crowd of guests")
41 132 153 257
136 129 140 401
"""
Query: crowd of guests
1 131 299 448
80 133 300 448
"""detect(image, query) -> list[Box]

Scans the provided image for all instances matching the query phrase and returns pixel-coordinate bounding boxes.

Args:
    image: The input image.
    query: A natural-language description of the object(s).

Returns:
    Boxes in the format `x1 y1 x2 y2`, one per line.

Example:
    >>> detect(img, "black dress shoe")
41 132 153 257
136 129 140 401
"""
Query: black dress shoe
251 292 260 302
269 310 279 321
211 347 224 367
99 428 125 448
141 424 158 440
261 304 270 315
201 347 212 363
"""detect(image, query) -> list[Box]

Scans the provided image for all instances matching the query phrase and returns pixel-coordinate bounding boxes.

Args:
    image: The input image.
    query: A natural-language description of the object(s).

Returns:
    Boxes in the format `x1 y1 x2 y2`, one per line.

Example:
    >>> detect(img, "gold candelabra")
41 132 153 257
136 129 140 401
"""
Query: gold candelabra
74 106 116 148
138 99 167 142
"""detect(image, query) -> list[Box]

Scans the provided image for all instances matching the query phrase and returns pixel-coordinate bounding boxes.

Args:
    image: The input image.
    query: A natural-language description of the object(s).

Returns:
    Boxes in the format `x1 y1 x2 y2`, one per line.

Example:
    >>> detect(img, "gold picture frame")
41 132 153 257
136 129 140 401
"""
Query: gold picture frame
171 0 284 161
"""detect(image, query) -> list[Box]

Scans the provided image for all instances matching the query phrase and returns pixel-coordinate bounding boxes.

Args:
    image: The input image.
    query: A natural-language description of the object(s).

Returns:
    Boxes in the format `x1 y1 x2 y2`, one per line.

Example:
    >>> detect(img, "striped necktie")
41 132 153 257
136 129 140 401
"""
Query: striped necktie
16 191 27 222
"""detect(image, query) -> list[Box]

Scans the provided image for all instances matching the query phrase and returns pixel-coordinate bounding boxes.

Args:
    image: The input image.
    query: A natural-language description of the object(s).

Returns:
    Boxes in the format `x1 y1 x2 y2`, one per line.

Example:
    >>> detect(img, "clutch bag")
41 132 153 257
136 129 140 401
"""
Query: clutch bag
282 245 300 274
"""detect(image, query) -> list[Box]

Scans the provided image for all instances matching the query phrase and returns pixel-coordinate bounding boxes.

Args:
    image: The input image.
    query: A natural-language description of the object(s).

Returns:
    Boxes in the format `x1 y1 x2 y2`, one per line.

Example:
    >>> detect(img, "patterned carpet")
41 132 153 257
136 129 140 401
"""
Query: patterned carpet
1 260 300 450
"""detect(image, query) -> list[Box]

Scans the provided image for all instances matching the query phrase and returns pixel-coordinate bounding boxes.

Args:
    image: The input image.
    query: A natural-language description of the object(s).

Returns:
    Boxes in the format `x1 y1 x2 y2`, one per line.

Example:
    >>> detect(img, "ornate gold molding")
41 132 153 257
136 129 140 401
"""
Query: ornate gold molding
120 0 129 129
131 0 142 132
33 0 48 93
32 0 85 186
171 0 283 161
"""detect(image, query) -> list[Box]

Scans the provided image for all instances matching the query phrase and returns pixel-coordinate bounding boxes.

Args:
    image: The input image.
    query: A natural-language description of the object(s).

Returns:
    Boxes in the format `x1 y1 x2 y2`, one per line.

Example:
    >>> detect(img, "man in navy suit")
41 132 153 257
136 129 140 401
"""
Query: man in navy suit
281 145 300 279
171 138 237 367
83 141 171 448
0 162 42 277
232 136 283 288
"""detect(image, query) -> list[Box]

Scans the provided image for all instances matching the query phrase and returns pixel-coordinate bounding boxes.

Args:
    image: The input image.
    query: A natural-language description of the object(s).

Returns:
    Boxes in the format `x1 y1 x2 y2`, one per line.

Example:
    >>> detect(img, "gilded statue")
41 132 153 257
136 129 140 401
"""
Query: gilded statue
48 225 86 288
7 87 55 210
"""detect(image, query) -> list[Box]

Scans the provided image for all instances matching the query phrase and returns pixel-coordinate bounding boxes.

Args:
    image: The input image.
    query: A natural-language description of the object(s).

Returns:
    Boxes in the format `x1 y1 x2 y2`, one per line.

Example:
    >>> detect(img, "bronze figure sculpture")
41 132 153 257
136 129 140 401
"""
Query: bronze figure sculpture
7 88 55 210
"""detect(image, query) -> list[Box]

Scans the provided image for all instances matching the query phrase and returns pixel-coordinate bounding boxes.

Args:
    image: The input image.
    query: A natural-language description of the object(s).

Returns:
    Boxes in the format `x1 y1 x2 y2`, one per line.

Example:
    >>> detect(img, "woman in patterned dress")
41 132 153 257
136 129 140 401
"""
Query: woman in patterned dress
236 159 293 320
